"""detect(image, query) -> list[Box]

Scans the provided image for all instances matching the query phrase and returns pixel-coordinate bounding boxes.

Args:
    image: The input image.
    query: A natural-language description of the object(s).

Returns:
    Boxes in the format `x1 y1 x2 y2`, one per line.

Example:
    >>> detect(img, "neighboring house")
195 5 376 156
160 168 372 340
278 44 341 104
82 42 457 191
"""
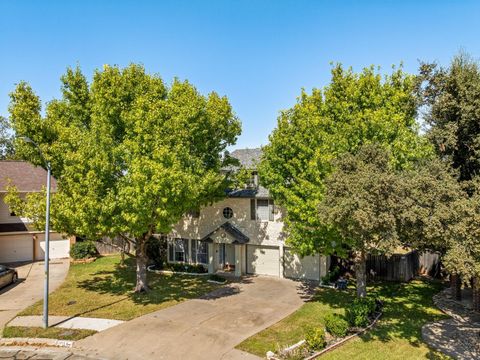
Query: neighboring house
0 161 72 263
167 148 329 281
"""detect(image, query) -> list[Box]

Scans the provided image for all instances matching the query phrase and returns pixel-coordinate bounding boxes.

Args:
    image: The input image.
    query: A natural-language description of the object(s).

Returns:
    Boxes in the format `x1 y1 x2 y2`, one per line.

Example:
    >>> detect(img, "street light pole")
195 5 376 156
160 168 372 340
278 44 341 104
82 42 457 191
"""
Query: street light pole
43 162 51 329
19 136 51 329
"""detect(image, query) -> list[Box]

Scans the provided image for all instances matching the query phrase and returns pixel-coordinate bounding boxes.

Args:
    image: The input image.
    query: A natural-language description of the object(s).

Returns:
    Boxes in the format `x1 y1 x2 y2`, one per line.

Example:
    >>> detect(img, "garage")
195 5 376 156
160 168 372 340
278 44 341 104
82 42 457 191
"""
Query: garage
283 248 321 281
35 233 71 261
246 245 280 276
0 234 34 263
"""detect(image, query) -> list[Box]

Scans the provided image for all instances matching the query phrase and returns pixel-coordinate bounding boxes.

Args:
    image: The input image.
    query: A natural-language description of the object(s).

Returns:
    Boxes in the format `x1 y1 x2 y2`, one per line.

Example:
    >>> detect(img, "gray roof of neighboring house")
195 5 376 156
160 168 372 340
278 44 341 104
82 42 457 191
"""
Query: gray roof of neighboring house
0 161 57 192
0 223 28 233
228 148 270 199
229 148 262 169
201 221 250 244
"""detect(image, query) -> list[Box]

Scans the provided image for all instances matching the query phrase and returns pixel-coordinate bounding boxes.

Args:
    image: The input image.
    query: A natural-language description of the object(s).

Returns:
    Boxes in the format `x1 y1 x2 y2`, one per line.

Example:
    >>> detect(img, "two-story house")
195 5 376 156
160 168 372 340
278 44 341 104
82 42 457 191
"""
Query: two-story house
0 161 72 263
167 148 329 281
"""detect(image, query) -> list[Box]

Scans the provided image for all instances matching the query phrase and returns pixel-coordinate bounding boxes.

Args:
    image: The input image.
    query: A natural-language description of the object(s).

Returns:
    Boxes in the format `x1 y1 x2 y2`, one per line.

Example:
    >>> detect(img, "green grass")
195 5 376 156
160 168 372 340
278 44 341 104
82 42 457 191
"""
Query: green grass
20 255 219 321
2 326 96 341
237 280 450 359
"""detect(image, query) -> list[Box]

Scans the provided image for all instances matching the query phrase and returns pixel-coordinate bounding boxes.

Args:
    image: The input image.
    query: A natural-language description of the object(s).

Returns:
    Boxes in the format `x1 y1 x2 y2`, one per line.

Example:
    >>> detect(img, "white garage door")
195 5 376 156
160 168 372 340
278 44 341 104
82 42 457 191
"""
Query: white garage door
35 233 70 260
246 245 280 276
0 234 33 263
283 248 320 281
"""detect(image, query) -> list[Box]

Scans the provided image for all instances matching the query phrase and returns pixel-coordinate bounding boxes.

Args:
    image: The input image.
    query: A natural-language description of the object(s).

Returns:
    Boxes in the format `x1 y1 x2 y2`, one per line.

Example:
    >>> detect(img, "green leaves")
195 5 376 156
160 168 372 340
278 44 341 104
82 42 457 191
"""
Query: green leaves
8 64 241 290
0 116 15 159
319 145 404 256
419 52 480 181
260 64 432 256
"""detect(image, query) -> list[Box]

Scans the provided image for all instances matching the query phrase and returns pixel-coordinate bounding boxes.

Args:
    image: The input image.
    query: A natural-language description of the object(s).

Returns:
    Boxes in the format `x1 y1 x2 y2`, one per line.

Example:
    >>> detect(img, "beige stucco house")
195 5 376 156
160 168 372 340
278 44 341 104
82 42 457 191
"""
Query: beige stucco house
0 161 72 263
167 149 329 281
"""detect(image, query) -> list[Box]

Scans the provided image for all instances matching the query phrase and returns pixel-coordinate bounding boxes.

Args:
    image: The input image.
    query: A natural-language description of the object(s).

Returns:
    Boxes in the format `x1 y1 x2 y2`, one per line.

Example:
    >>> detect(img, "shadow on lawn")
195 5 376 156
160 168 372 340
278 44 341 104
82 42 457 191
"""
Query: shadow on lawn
76 257 236 307
314 279 448 347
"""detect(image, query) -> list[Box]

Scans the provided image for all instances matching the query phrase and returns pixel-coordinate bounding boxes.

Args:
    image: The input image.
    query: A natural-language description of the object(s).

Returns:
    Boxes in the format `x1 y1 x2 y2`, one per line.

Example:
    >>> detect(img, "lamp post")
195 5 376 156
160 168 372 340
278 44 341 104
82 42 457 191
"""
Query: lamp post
19 136 51 329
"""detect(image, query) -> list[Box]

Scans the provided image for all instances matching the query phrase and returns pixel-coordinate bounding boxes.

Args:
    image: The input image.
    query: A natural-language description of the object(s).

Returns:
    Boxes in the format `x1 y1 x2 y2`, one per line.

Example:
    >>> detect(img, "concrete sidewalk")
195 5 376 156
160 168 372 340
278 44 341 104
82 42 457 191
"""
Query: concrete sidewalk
9 315 124 331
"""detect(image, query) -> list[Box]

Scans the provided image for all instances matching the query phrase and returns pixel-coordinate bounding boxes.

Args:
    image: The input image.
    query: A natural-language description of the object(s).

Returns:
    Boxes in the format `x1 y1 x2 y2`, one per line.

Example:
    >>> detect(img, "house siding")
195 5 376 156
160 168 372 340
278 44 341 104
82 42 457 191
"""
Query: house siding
170 197 286 247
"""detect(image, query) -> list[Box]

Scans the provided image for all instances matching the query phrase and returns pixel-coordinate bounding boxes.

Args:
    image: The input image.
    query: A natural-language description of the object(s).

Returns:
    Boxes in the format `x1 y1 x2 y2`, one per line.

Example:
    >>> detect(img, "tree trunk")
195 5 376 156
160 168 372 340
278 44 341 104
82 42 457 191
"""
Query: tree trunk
354 250 367 298
473 276 480 312
134 237 150 293
120 248 125 266
450 274 462 301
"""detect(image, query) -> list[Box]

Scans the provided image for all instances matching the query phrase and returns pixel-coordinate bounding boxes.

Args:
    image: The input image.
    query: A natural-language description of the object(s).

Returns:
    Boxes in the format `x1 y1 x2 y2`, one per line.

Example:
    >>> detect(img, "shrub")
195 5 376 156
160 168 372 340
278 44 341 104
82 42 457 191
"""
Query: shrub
324 313 349 338
70 241 98 260
165 263 208 273
345 297 377 328
209 274 226 283
305 327 326 350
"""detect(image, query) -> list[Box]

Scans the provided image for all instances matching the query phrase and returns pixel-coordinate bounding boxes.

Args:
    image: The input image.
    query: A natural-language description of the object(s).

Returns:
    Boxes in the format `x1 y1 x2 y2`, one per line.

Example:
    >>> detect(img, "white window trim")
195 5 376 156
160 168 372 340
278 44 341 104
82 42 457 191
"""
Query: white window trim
168 238 189 263
252 198 274 222
192 239 209 265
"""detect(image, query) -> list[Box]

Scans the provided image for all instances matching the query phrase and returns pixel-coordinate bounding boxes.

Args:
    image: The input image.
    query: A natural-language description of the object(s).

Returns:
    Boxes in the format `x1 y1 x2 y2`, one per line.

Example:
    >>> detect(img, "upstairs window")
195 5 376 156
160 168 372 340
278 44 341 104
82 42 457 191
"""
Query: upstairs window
223 207 233 219
250 199 274 221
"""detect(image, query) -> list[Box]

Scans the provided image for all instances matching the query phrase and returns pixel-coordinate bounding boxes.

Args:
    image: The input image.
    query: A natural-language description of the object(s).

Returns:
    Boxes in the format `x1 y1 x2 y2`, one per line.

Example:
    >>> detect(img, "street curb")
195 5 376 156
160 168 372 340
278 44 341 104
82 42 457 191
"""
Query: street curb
0 337 74 348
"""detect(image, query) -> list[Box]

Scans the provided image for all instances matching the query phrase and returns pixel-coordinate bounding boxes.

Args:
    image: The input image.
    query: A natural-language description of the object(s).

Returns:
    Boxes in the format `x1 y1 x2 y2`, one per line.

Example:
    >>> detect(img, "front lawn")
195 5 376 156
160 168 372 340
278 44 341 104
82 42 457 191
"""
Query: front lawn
19 255 219 321
237 280 450 359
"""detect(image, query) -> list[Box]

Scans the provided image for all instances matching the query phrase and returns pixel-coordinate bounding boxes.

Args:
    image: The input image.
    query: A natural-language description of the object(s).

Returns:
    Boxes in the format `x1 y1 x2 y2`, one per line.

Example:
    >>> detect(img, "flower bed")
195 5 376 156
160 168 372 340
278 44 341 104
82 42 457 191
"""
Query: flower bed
267 297 383 360
207 274 228 284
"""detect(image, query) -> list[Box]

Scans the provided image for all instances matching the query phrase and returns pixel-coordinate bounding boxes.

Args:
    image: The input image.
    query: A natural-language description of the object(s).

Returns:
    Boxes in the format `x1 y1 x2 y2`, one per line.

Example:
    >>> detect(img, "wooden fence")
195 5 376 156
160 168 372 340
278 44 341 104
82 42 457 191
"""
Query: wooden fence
95 236 125 255
367 250 440 282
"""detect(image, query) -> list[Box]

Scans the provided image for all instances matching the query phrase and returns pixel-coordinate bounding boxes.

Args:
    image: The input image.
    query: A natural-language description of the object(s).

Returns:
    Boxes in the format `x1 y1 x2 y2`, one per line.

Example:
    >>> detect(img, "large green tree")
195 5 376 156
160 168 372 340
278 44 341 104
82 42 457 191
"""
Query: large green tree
418 53 480 307
318 145 406 297
259 64 432 260
419 52 480 182
319 144 480 298
8 64 241 292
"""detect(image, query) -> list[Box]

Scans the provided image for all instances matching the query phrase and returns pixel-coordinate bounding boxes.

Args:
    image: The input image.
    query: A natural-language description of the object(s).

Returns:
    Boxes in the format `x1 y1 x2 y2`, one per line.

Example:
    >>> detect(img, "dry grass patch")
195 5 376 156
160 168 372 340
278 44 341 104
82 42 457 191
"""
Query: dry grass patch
2 326 96 341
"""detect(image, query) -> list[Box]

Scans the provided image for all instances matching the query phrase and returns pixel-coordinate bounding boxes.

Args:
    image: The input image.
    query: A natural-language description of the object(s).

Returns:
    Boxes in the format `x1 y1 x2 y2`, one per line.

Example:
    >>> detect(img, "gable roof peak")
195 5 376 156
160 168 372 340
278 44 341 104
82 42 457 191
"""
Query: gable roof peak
229 148 262 169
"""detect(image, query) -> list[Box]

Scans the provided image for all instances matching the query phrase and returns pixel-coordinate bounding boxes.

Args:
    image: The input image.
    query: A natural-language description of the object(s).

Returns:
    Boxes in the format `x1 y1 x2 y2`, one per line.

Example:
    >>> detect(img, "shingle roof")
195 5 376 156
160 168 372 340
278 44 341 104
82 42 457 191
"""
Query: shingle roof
201 221 250 244
227 185 270 198
230 148 262 169
0 223 28 233
0 161 57 192
226 148 271 198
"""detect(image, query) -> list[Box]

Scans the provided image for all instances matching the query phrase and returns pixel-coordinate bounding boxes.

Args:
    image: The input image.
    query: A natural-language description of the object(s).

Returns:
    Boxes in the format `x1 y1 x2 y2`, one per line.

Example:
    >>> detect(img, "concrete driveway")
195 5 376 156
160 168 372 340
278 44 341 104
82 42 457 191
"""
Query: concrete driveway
0 260 70 331
76 276 306 360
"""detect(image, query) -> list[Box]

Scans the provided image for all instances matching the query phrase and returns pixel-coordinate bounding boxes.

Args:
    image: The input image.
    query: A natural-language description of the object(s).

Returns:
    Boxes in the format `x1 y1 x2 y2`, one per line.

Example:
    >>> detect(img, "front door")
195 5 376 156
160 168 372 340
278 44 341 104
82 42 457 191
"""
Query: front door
217 243 235 271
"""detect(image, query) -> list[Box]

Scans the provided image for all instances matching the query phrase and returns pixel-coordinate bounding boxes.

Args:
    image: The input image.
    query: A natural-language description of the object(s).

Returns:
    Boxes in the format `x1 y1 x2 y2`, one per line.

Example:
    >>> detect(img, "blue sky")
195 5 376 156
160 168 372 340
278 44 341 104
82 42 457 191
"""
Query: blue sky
1 0 479 148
